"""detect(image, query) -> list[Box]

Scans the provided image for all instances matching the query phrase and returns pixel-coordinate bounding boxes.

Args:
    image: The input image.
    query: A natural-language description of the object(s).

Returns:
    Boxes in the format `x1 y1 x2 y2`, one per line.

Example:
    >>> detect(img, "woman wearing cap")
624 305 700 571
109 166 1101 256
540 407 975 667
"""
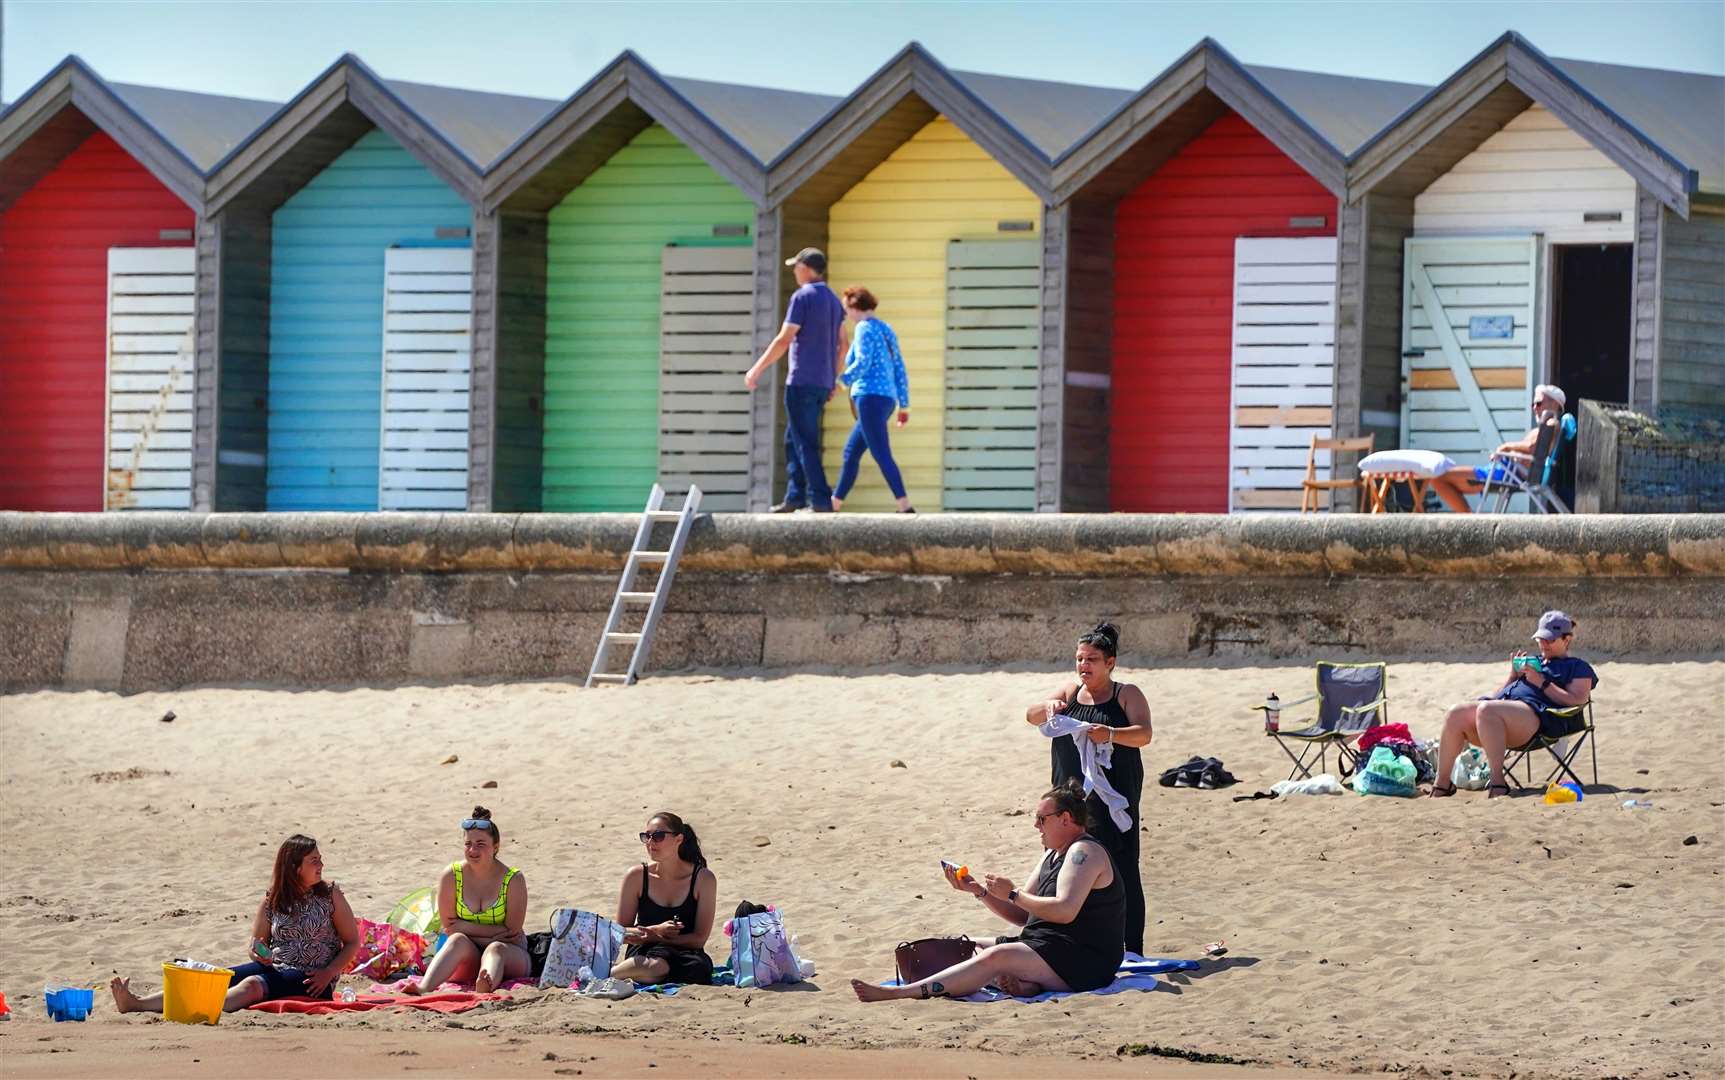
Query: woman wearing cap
1426 384 1567 513
401 807 531 994
830 285 915 513
1431 612 1597 798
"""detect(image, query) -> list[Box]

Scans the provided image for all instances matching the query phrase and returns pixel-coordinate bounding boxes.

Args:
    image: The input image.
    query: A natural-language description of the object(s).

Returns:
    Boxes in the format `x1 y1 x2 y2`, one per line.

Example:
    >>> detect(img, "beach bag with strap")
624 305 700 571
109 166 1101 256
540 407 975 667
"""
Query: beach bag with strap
724 906 805 988
346 918 429 981
894 935 977 984
538 909 625 989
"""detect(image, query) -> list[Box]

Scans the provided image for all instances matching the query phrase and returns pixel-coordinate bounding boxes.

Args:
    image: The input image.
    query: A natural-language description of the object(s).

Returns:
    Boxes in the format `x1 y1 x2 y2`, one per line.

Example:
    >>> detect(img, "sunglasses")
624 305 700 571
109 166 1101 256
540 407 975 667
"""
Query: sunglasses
460 818 492 832
639 830 676 844
1034 814 1054 827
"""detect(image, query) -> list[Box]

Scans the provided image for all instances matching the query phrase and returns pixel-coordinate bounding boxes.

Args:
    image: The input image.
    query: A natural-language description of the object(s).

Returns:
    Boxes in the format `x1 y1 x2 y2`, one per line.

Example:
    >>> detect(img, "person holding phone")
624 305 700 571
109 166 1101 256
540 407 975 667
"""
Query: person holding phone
1430 611 1597 798
609 811 718 985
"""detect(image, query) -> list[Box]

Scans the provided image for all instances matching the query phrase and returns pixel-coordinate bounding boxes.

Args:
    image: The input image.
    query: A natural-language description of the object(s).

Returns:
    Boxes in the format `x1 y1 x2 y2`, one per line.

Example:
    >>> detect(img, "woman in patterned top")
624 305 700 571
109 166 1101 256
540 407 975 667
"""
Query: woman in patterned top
110 834 359 1013
402 806 531 994
830 286 916 513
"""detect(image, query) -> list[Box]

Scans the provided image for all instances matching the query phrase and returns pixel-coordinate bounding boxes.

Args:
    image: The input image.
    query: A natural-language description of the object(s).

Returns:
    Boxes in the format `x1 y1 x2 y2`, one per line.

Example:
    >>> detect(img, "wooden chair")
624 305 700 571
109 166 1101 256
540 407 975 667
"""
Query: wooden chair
1301 434 1375 513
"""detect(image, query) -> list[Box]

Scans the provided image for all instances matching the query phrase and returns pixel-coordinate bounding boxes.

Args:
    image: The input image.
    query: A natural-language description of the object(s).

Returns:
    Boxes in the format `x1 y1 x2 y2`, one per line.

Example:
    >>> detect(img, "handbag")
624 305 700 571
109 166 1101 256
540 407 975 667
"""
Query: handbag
894 935 977 984
525 930 554 978
724 906 807 988
537 908 625 989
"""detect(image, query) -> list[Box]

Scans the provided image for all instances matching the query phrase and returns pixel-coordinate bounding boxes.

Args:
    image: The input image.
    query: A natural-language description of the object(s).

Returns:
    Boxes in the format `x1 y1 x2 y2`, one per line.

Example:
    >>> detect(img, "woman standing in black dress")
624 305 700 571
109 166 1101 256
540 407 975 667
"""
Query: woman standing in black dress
1023 622 1152 954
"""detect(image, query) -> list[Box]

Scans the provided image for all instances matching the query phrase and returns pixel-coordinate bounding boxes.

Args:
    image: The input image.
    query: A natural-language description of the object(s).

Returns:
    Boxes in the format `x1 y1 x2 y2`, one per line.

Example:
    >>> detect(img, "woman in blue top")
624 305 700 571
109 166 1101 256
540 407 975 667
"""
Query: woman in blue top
830 286 915 513
1431 611 1597 798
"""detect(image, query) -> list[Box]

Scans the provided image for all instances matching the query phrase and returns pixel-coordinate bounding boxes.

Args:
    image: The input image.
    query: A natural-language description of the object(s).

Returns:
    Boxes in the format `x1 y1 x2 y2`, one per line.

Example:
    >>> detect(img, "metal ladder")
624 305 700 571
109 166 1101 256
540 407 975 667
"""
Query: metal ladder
585 484 702 687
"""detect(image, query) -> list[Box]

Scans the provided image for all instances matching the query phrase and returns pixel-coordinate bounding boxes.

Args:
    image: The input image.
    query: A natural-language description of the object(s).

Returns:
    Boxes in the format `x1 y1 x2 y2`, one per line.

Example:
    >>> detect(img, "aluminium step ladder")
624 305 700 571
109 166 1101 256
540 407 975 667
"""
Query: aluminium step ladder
585 483 702 687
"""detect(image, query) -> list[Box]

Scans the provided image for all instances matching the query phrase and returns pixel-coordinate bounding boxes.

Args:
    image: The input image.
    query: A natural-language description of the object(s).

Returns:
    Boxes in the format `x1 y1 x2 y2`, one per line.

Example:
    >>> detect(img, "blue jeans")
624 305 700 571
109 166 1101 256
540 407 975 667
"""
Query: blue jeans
835 394 907 500
782 385 831 509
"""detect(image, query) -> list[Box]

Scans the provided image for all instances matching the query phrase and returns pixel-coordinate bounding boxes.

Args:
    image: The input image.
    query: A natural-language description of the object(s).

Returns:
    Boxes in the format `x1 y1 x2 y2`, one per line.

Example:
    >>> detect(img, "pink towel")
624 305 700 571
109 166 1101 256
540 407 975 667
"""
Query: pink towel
248 991 502 1015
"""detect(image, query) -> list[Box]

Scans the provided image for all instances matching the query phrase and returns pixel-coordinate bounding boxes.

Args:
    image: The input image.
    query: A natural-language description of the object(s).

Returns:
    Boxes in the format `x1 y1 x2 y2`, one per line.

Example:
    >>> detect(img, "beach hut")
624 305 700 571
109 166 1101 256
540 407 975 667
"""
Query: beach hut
1045 40 1425 512
763 45 1125 512
1340 32 1725 472
198 55 554 511
0 58 273 510
477 52 835 512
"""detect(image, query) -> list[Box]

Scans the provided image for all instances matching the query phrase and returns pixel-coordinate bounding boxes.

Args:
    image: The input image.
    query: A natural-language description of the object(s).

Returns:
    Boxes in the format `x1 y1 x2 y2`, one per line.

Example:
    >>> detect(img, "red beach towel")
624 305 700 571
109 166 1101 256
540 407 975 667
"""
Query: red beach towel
248 991 503 1015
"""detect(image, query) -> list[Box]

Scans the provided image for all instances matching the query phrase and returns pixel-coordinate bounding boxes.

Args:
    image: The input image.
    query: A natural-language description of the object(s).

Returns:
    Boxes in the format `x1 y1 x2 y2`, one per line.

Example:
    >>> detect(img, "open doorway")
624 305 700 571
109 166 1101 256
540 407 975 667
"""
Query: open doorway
1548 243 1632 503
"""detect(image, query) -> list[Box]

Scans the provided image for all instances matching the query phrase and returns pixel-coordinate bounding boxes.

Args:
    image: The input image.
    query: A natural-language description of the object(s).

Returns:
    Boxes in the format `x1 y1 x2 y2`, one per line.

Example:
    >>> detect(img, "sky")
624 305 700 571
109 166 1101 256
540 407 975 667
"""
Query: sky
3 0 1722 106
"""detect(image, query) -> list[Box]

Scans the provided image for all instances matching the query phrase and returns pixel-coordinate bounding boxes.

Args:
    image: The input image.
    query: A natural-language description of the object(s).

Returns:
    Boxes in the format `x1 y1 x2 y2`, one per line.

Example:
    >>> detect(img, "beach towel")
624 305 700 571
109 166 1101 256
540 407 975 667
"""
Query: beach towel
1038 714 1132 830
247 991 504 1015
370 976 536 994
885 953 1199 1003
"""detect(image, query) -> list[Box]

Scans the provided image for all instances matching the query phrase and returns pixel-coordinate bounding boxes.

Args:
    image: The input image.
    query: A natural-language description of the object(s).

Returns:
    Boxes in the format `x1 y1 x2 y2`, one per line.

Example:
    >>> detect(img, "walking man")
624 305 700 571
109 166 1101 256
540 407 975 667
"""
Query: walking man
745 247 846 512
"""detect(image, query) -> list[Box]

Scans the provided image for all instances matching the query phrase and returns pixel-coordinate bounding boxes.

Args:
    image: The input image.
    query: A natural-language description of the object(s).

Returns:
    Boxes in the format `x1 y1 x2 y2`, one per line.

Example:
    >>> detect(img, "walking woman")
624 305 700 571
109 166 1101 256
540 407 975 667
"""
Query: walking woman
830 285 915 513
111 834 360 1013
609 811 718 985
1022 622 1152 954
401 807 531 994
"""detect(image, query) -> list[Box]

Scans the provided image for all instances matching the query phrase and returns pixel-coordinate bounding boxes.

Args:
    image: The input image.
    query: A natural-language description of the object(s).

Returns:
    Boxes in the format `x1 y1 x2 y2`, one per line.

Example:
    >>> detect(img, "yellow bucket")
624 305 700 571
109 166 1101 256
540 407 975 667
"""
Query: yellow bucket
161 962 233 1025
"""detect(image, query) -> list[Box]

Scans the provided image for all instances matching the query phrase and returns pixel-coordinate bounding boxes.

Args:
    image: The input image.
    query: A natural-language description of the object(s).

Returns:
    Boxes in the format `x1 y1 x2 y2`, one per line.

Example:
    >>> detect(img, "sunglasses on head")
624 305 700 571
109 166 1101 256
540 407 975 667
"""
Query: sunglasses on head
460 818 492 832
639 829 676 844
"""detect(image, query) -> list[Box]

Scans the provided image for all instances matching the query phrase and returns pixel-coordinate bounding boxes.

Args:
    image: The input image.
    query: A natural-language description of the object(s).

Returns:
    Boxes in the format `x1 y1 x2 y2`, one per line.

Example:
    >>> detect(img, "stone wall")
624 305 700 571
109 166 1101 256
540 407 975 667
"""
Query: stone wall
2 513 1721 691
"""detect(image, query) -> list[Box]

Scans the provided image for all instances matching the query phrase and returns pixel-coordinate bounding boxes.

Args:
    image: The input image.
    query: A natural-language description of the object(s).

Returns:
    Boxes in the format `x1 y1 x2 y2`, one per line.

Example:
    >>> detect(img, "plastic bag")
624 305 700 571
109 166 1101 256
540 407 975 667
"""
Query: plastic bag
1353 745 1418 797
1271 774 1345 796
347 918 429 981
1451 746 1491 791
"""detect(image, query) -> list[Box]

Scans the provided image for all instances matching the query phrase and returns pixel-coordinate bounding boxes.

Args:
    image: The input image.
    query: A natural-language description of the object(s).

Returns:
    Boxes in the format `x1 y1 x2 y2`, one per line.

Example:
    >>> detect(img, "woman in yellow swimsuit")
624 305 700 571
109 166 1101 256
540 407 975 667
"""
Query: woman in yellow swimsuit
401 807 531 994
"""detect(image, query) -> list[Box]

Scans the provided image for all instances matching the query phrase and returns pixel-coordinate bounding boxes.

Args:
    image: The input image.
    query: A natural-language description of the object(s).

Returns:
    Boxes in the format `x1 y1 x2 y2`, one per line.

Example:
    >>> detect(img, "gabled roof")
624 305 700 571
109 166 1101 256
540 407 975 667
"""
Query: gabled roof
663 76 839 164
767 42 1076 208
1347 32 1720 215
0 56 276 212
204 54 560 215
1050 38 1428 205
948 70 1131 160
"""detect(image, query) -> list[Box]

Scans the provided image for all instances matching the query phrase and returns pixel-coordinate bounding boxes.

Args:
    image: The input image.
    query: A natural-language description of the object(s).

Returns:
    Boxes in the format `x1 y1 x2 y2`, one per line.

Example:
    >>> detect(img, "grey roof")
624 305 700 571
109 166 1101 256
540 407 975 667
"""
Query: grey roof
664 76 839 163
1242 65 1429 156
1553 57 1725 196
108 82 280 171
950 69 1132 159
384 79 561 169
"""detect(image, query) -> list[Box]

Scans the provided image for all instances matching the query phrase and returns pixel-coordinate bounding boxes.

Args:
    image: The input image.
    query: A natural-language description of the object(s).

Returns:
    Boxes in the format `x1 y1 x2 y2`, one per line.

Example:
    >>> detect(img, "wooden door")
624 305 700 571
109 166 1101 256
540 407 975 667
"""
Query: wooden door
1400 236 1537 459
104 247 195 510
1228 236 1338 511
943 237 1040 510
379 246 472 511
658 245 752 511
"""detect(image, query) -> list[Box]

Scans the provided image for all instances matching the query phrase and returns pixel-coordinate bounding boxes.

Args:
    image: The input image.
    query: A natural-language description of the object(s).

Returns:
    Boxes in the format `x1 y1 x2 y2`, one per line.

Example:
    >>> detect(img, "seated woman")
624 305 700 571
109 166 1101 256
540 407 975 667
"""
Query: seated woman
609 812 718 986
401 807 530 994
1432 611 1597 798
111 834 359 1014
852 784 1124 1002
1426 384 1566 513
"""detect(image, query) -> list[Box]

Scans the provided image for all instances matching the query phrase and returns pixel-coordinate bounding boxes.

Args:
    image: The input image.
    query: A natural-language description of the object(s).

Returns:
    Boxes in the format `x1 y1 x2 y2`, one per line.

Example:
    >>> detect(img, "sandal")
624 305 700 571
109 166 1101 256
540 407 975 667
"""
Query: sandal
1487 782 1512 799
1428 782 1457 798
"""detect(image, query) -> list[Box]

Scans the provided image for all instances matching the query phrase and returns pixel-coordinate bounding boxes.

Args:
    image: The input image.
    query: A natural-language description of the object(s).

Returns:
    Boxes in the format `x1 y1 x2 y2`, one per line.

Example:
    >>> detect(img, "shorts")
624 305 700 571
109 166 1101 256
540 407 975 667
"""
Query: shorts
624 943 714 985
228 961 330 1002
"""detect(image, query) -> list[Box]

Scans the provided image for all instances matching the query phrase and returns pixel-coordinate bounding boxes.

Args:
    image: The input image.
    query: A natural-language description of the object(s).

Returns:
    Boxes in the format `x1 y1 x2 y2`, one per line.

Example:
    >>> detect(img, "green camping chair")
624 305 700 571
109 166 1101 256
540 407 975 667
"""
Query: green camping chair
1257 661 1389 781
1504 699 1597 791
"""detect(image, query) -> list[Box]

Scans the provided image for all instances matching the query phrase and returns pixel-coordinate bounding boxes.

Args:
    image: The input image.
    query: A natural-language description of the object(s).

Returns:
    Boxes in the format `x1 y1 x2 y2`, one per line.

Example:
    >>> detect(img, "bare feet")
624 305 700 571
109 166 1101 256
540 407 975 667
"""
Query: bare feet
398 979 423 996
109 976 142 1013
850 978 905 1002
473 971 496 994
994 973 1043 997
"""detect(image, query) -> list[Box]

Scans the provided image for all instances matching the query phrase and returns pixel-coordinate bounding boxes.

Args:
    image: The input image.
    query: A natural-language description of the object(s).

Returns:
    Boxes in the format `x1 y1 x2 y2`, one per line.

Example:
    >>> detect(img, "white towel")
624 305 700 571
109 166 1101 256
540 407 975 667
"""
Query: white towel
1038 714 1133 832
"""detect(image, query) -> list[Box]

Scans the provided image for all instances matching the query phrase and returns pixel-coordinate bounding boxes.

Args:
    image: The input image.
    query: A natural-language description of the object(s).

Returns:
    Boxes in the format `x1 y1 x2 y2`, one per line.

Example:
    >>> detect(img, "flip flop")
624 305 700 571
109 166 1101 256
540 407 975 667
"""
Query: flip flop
1428 782 1457 798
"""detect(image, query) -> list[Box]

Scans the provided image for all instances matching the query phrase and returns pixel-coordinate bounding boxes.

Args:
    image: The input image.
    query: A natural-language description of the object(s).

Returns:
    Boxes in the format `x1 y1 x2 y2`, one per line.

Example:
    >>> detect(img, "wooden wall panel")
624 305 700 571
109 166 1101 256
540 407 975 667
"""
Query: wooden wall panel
493 210 548 511
211 211 273 510
1657 204 1725 412
1628 187 1662 411
1058 198 1115 512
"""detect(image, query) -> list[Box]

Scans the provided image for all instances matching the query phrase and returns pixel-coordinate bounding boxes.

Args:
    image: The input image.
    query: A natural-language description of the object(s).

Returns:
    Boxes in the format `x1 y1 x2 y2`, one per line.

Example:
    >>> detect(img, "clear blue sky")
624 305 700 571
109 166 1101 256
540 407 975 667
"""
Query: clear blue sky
5 0 1722 105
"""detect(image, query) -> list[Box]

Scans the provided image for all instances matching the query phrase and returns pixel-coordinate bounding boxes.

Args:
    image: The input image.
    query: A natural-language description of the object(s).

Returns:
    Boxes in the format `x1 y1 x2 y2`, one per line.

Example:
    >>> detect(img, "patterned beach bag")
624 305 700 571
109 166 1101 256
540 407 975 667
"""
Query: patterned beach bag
538 908 626 989
725 906 806 989
346 918 429 981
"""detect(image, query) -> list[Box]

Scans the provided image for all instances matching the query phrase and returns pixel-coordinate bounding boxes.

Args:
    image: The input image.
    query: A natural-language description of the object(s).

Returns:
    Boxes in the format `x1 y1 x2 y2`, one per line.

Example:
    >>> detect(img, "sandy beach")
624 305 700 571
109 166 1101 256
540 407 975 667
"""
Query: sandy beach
2 658 1721 1079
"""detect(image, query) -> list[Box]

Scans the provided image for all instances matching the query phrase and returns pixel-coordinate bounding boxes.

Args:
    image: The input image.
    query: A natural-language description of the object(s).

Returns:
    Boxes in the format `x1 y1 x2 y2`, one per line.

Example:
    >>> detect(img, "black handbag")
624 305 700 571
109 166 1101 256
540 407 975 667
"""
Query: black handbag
525 928 555 978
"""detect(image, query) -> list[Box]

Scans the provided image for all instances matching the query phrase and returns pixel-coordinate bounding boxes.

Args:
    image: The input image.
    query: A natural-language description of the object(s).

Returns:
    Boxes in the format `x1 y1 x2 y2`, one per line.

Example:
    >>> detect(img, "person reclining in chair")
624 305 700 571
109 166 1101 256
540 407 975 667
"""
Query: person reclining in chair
851 783 1124 1001
1431 611 1597 799
1426 384 1567 513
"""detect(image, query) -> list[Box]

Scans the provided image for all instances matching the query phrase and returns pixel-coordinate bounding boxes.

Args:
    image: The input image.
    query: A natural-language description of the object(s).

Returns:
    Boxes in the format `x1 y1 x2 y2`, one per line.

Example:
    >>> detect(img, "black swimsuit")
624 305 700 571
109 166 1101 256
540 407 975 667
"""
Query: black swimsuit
625 864 714 985
1000 839 1126 992
1050 681 1145 954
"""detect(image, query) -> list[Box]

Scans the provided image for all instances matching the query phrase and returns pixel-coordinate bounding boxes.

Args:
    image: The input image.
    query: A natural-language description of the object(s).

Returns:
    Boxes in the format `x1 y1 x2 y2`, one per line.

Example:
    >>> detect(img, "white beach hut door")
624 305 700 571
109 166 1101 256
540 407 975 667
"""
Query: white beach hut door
943 237 1040 511
1228 236 1338 511
104 247 195 510
658 245 753 511
380 246 472 510
1400 236 1537 460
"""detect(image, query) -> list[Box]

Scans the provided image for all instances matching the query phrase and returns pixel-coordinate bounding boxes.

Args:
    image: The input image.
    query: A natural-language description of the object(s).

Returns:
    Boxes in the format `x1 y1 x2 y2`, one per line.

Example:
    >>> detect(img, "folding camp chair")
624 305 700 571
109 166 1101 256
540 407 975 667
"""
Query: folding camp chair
1503 699 1597 791
1258 661 1388 781
1480 413 1576 513
1300 433 1375 513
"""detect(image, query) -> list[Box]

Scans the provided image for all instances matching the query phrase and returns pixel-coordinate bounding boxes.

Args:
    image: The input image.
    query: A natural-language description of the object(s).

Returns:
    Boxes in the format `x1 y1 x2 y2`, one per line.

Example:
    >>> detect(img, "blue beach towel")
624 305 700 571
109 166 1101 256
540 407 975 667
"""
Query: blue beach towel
634 964 736 996
885 953 1199 1003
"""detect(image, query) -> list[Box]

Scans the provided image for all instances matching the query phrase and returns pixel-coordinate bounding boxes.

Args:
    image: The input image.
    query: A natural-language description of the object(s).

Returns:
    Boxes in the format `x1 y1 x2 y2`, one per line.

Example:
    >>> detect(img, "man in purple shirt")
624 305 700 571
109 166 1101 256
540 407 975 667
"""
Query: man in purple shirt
745 248 847 512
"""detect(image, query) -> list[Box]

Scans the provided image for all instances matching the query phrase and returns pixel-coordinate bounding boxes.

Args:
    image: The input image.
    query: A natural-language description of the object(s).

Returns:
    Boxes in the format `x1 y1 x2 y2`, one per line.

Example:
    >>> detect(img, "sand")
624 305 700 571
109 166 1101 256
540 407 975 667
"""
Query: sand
2 659 1721 1079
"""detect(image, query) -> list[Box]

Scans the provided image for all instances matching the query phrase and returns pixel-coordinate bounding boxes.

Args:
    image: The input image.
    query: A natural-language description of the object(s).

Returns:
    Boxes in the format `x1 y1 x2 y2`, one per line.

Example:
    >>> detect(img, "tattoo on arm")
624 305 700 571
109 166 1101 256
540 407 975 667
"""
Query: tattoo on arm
1073 851 1087 865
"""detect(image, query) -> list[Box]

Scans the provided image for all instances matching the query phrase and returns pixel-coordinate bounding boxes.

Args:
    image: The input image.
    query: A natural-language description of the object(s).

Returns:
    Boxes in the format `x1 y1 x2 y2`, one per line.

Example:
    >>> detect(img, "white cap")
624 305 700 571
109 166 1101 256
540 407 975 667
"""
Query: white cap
1534 384 1566 409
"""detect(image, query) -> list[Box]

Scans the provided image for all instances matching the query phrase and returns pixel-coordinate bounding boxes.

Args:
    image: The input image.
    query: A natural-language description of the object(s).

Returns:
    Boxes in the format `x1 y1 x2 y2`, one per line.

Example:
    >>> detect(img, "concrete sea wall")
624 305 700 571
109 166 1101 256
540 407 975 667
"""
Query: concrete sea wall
1 513 1721 691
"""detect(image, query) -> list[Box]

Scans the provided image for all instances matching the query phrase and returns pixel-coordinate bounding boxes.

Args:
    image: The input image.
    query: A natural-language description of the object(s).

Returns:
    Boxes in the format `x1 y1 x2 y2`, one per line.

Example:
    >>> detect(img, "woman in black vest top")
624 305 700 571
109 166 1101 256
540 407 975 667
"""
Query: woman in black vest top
1024 622 1152 954
610 812 717 985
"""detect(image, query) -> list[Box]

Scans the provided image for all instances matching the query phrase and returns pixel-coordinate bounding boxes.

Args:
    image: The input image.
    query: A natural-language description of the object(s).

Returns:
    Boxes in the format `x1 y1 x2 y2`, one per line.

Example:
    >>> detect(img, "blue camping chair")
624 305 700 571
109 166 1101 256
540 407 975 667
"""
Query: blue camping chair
1257 662 1389 781
1480 412 1576 513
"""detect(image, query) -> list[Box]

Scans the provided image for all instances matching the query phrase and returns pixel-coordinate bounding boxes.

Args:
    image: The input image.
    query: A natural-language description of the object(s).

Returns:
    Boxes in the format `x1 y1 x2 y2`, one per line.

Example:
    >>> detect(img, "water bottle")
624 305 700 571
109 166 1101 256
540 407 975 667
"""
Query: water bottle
338 987 357 1004
574 965 594 992
1264 693 1280 733
1620 799 1653 810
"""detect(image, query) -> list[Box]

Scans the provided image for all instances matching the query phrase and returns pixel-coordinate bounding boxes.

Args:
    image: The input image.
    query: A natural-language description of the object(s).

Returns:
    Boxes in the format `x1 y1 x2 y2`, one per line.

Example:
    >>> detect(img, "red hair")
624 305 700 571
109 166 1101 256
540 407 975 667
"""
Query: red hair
841 285 878 311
